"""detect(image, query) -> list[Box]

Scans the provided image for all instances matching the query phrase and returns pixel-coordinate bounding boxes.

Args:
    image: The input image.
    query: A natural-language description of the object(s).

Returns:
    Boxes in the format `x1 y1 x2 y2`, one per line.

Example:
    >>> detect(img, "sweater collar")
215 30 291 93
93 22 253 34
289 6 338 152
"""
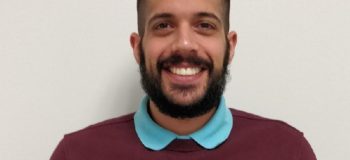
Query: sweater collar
134 96 233 151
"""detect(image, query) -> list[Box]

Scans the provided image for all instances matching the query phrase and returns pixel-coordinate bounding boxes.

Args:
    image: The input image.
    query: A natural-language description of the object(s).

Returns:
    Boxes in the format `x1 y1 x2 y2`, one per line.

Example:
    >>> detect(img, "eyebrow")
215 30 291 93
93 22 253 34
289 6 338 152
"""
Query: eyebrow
195 12 222 24
148 13 174 25
147 12 222 25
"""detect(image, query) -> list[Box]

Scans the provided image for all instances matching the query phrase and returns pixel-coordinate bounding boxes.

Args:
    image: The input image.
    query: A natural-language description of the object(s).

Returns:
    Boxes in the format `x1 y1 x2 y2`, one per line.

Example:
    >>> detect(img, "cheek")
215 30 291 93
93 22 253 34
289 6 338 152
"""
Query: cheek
144 52 158 76
202 39 227 71
143 38 172 75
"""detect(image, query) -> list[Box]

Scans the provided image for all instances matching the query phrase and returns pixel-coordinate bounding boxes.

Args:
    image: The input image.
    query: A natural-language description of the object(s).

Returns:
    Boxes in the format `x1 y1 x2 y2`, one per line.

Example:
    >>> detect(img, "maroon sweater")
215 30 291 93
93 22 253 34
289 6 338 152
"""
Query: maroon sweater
50 109 316 160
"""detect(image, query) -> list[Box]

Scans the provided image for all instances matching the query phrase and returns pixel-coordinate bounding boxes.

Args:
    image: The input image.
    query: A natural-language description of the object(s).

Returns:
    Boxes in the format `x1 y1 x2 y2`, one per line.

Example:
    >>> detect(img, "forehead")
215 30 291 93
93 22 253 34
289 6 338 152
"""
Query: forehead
144 0 224 21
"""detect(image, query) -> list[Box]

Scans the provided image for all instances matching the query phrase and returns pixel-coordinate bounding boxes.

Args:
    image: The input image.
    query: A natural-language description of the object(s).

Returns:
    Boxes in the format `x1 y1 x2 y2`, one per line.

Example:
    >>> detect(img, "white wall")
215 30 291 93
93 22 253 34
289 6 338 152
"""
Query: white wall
0 0 349 159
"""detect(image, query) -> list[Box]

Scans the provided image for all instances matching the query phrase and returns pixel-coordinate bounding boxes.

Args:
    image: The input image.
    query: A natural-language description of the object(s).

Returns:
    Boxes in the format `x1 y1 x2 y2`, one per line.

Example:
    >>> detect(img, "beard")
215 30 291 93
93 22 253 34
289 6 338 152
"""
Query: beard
139 43 230 119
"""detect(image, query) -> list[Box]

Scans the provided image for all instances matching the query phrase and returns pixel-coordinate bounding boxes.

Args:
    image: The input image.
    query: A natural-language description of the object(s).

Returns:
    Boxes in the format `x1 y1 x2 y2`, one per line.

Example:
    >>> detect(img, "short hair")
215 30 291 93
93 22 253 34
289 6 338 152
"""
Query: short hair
137 0 230 36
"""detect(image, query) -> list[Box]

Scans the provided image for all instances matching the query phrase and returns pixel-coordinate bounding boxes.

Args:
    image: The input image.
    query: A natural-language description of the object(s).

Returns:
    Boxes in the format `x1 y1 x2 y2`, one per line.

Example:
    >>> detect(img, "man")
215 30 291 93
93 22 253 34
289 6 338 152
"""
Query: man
51 0 316 159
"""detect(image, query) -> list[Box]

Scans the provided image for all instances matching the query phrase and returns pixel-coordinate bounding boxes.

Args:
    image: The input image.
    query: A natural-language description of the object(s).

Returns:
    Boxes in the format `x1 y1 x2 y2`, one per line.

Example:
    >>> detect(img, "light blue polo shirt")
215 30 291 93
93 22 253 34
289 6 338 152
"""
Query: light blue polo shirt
134 96 233 151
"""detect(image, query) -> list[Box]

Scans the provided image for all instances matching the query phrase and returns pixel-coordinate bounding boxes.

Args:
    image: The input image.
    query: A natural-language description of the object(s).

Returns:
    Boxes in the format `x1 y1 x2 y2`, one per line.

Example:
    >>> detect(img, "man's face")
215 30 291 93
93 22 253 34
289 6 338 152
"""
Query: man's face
131 0 236 118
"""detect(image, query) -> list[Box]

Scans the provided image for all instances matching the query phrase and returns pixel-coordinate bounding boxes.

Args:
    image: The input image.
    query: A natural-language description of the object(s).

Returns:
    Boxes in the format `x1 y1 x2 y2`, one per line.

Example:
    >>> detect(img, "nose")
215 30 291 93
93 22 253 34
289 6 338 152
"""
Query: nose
171 23 199 54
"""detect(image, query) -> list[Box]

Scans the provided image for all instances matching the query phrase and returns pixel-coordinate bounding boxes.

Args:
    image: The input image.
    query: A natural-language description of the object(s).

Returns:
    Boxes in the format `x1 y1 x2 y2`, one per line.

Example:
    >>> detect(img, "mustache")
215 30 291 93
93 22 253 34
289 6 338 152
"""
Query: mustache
157 53 213 72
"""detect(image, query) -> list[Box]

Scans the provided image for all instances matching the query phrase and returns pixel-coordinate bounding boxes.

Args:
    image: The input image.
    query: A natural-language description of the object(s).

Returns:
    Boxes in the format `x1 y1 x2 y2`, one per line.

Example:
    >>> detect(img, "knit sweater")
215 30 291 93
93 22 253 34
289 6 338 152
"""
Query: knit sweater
50 108 316 160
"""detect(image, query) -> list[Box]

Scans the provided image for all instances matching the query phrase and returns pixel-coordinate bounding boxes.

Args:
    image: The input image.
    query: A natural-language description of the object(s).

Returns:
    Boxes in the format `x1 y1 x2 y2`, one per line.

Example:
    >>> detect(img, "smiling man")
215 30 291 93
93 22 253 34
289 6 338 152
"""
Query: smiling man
51 0 316 159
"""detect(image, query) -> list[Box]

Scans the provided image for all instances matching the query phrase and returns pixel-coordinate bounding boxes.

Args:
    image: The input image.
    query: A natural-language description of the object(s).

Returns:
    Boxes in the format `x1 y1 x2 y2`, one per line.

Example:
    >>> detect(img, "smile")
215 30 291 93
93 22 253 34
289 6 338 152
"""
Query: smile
169 67 201 76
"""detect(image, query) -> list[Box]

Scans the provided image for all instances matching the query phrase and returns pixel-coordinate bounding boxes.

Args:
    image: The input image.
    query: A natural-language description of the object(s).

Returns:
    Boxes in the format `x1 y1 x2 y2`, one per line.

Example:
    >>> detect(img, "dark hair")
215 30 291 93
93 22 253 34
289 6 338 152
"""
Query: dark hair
137 0 230 36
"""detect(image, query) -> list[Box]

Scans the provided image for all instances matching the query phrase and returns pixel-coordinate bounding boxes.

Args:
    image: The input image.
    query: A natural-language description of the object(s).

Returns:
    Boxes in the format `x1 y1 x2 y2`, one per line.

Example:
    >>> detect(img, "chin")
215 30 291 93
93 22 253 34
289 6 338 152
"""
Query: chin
164 90 206 107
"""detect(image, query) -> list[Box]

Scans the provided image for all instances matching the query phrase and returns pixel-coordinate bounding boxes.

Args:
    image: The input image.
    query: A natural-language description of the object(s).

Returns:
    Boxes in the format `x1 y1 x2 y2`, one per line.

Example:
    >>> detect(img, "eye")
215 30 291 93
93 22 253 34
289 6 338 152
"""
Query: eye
197 22 216 30
154 22 172 30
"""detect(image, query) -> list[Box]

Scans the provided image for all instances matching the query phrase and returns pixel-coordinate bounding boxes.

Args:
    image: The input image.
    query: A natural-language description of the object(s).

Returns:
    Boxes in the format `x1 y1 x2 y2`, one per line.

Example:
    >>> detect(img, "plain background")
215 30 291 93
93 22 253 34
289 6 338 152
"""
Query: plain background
1 0 349 159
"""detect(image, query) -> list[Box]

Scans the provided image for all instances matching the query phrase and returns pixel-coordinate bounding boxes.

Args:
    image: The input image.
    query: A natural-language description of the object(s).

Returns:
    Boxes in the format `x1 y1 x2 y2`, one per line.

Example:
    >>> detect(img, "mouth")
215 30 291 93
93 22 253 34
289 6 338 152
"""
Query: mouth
162 61 208 76
169 66 201 76
161 63 209 86
157 54 212 86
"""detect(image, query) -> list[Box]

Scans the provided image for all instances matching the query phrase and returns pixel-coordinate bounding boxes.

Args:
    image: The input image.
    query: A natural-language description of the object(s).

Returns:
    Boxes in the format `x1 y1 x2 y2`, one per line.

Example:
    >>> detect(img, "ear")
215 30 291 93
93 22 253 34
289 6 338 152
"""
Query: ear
227 31 237 64
130 32 141 64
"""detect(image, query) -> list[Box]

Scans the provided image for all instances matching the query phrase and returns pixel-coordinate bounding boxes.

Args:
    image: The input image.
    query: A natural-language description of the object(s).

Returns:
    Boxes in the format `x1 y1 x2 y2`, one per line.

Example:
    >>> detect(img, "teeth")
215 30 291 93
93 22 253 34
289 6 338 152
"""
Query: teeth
170 67 201 76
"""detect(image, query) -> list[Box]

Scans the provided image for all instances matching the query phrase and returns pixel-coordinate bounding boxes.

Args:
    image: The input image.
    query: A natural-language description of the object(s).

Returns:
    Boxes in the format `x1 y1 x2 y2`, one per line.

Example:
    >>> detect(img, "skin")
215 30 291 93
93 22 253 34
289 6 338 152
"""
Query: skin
130 0 237 135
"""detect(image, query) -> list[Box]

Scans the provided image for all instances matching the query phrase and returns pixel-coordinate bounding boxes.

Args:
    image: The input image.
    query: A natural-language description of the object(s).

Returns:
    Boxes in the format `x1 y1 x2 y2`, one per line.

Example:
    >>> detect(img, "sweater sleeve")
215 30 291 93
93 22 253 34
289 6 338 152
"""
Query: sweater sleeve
50 138 68 160
297 135 317 160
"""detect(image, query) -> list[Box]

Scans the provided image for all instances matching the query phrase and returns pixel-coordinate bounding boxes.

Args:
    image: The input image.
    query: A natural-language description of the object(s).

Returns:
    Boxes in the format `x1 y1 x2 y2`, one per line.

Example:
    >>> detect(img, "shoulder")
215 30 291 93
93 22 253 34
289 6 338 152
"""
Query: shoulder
51 113 140 159
84 112 135 131
63 112 136 141
230 108 303 136
228 108 316 159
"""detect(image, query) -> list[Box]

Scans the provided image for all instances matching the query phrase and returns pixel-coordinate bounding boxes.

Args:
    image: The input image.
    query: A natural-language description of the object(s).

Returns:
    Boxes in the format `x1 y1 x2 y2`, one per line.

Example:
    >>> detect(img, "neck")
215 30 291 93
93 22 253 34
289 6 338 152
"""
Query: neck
149 100 217 136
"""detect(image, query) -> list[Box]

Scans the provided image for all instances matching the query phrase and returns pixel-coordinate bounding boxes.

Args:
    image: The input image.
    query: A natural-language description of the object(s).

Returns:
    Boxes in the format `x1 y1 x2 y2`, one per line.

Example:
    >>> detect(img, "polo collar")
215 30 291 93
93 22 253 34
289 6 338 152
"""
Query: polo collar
134 96 233 151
